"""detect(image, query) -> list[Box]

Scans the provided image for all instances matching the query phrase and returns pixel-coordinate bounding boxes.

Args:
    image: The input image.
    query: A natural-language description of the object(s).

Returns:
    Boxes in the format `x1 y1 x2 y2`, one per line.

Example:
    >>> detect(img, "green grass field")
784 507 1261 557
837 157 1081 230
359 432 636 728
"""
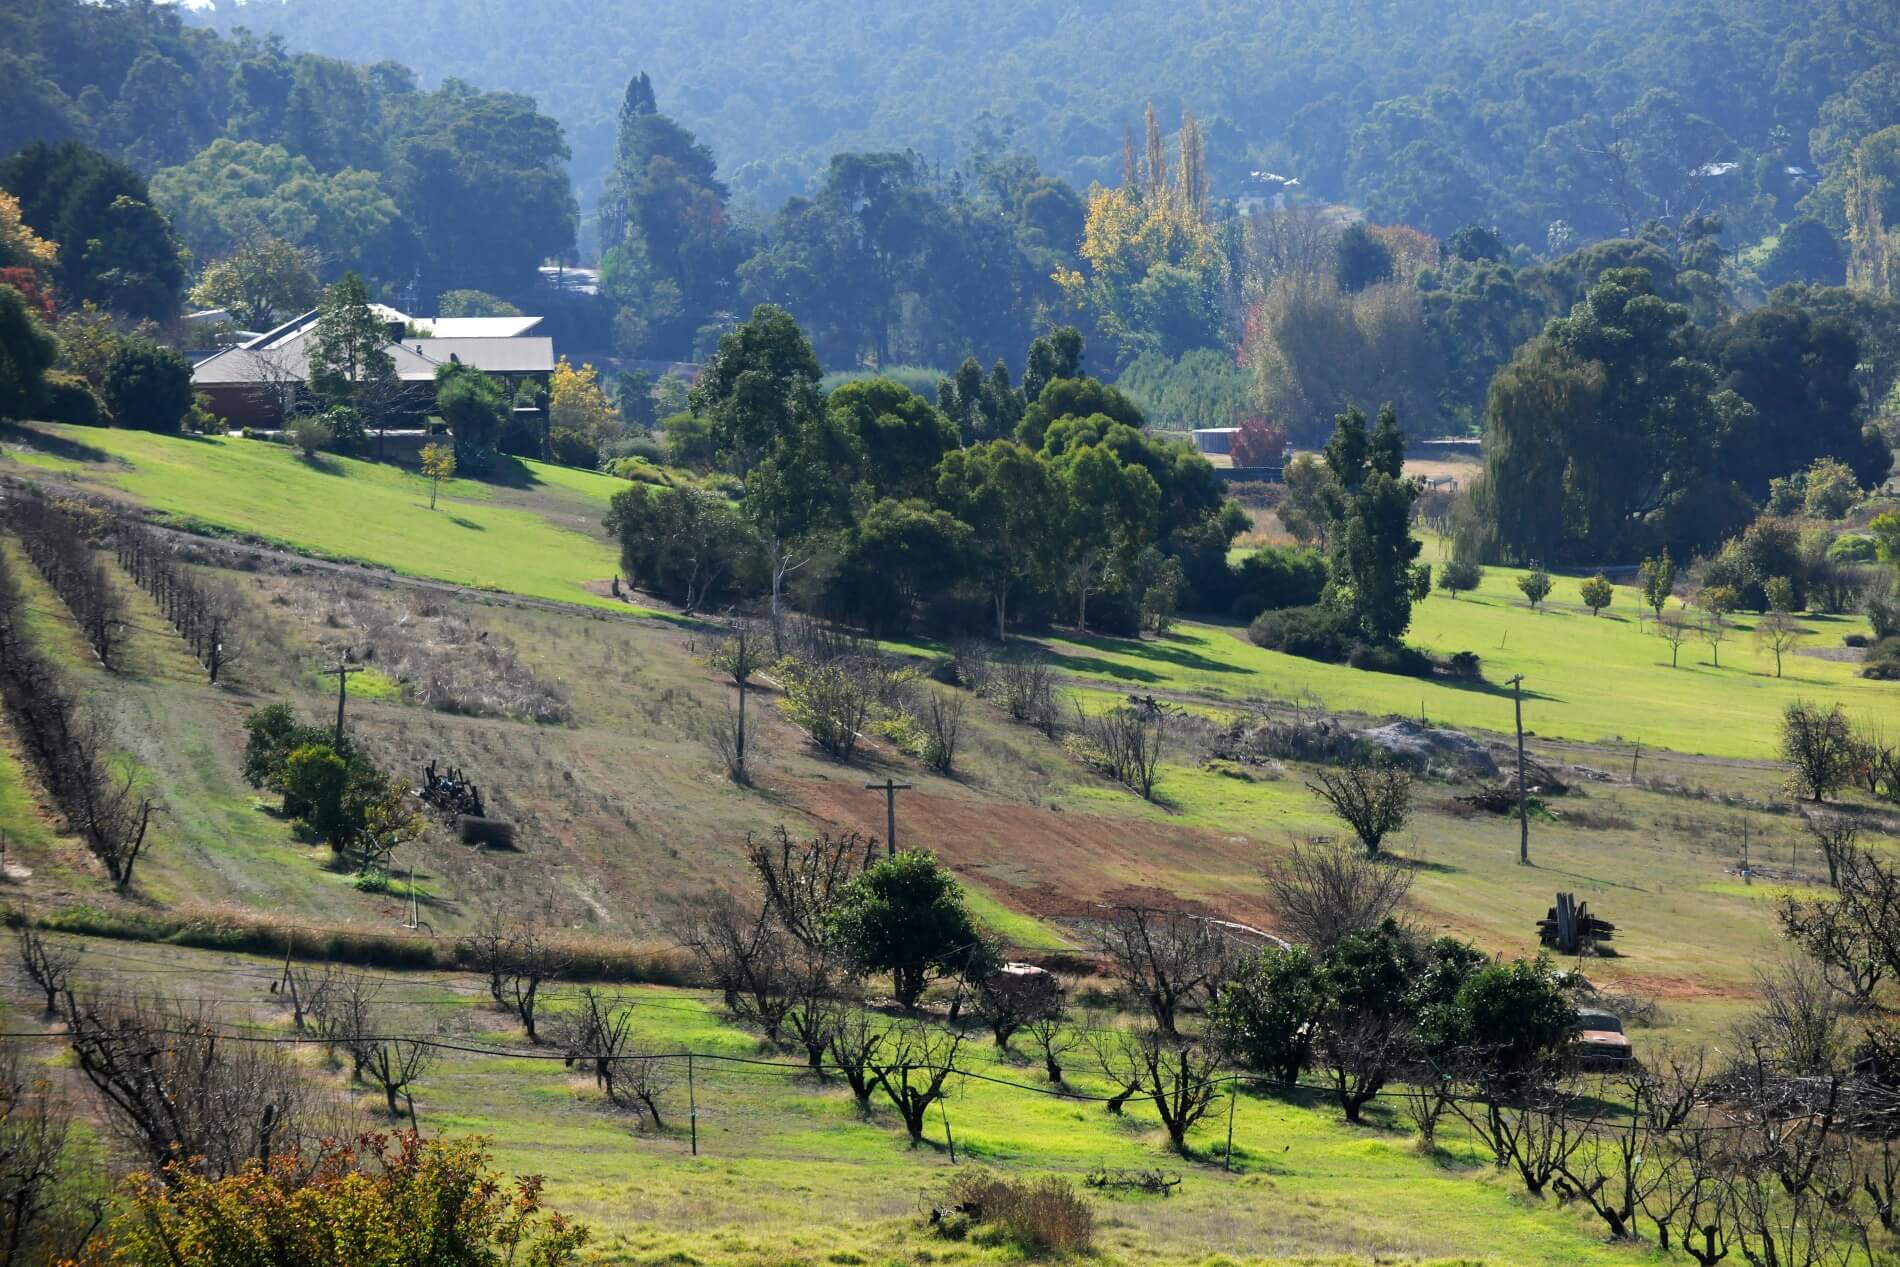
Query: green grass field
12 934 1688 1267
0 424 635 610
1037 562 1890 759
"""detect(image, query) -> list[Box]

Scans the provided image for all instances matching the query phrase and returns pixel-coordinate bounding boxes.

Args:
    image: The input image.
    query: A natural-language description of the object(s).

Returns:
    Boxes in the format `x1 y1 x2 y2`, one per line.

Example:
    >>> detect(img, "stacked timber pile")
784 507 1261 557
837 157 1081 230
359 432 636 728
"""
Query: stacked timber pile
1538 892 1616 953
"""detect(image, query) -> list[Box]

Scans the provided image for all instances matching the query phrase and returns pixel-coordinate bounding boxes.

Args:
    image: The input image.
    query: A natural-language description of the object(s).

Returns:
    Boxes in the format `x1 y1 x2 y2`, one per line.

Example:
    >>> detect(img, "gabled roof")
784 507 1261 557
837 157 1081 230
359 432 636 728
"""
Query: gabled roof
194 327 444 386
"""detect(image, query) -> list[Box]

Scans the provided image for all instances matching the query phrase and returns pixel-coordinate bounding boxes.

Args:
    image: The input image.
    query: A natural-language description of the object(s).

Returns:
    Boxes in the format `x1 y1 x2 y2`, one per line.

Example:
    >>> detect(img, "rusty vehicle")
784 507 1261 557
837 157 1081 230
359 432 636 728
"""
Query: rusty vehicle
1573 1008 1634 1067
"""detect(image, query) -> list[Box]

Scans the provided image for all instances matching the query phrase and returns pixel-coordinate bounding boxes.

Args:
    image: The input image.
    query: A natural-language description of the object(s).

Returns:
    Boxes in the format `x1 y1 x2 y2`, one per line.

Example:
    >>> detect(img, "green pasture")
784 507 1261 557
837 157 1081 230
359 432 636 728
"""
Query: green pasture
0 424 637 611
1042 563 1890 760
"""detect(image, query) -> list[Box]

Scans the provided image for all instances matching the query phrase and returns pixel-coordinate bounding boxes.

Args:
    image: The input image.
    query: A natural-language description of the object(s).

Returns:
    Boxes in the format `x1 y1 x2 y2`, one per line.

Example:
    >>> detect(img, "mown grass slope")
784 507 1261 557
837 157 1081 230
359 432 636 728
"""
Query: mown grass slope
1 424 631 609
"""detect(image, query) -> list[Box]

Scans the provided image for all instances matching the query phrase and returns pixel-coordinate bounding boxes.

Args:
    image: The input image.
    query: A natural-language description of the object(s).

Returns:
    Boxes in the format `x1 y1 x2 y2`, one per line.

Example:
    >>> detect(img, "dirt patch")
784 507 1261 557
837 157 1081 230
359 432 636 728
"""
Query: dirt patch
781 776 1276 931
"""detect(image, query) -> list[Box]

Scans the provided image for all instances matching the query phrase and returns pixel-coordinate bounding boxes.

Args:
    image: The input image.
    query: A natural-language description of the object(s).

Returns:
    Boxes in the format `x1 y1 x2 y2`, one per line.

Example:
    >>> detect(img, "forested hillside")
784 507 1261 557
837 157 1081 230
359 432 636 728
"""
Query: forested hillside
190 0 1895 246
1 0 576 300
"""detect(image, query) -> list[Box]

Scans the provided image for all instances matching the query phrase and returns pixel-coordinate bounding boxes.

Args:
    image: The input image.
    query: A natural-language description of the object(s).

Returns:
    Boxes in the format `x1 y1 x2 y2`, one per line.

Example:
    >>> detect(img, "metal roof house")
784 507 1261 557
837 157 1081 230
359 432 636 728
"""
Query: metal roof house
192 306 553 430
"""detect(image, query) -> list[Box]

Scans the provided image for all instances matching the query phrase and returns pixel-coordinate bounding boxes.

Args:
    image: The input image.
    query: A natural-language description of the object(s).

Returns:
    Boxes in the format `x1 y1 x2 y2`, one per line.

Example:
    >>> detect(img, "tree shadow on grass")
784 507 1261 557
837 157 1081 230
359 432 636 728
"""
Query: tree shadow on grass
445 515 486 531
480 455 547 491
1058 629 1251 676
1036 648 1164 683
0 421 116 464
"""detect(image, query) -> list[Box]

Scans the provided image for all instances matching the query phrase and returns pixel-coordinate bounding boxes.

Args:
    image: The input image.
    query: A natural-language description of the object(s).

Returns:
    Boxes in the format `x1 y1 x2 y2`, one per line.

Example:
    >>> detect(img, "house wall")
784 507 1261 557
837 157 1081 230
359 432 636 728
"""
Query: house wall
198 384 281 431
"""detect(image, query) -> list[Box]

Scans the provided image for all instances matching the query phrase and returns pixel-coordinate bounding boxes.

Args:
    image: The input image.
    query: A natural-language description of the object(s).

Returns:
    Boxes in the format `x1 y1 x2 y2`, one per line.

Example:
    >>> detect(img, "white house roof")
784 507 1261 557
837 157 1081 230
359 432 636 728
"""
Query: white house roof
415 316 544 338
405 337 554 375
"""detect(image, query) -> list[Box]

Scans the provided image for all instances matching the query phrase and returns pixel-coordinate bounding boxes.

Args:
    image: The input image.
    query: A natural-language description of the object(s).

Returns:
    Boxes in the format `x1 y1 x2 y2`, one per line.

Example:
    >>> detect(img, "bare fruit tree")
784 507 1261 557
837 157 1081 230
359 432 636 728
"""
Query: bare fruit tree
1804 811 1859 889
1094 906 1228 1036
15 928 79 1015
1264 839 1413 953
1093 1029 1225 1154
867 1024 964 1144
64 991 309 1180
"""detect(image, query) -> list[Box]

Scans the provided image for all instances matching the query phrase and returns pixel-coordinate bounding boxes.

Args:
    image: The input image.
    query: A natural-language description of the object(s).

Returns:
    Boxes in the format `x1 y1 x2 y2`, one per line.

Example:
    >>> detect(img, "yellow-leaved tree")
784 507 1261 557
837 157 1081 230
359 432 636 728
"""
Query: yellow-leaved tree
0 187 57 271
548 356 622 446
1054 105 1225 363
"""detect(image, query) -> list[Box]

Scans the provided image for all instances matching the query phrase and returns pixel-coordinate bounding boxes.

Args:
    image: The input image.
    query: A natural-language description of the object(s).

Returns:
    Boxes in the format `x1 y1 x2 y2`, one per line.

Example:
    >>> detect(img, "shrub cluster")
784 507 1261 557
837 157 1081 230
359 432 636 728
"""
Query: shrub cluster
936 1171 1094 1255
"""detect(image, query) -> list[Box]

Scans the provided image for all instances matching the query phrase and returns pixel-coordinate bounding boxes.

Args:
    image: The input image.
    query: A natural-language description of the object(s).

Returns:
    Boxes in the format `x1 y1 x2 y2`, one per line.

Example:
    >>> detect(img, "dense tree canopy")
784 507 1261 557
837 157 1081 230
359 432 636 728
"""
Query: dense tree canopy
0 141 185 321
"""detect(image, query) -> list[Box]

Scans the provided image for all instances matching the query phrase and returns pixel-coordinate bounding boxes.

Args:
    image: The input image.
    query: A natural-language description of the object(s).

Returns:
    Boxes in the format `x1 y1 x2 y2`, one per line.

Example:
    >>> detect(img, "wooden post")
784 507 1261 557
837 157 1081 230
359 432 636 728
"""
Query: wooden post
865 778 912 857
1508 675 1529 865
940 1096 956 1165
687 1053 697 1156
1629 740 1641 783
319 654 367 749
1224 1076 1238 1171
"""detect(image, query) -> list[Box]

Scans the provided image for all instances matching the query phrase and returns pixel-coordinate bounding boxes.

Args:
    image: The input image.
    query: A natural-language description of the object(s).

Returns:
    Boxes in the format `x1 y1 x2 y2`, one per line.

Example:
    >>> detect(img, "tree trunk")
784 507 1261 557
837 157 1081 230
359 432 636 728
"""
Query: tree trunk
994 590 1008 641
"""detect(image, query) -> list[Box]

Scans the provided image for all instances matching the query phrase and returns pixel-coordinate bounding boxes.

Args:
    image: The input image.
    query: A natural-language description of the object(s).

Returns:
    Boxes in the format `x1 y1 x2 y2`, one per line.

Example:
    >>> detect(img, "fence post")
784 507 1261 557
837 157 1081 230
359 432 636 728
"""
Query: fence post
1224 1076 1237 1172
688 1053 697 1156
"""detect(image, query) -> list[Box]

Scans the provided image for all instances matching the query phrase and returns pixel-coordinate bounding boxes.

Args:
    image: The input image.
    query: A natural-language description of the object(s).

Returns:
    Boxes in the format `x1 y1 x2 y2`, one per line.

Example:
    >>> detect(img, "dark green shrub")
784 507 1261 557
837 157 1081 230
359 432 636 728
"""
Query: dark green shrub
1438 559 1483 596
549 427 600 469
1864 638 1900 681
37 370 106 426
1346 640 1434 678
1229 545 1328 621
103 338 192 431
1248 603 1353 660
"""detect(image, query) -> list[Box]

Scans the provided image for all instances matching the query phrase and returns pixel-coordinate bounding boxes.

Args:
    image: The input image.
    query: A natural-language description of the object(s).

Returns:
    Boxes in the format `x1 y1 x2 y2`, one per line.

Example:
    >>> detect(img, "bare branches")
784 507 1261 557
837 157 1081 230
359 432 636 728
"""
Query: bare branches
1264 840 1413 954
923 689 963 775
1805 812 1860 890
1093 906 1226 1036
867 1024 964 1144
1076 698 1169 800
0 547 155 889
116 522 249 684
14 927 79 1015
974 966 1064 1050
746 826 874 951
64 991 308 1181
826 1012 887 1113
10 491 126 671
1093 1029 1224 1154
682 891 800 1043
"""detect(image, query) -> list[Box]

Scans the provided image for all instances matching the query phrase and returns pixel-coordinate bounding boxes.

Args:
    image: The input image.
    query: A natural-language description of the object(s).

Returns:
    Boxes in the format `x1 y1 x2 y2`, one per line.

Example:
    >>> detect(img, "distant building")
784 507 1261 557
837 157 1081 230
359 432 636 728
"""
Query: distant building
1191 427 1239 455
192 305 554 431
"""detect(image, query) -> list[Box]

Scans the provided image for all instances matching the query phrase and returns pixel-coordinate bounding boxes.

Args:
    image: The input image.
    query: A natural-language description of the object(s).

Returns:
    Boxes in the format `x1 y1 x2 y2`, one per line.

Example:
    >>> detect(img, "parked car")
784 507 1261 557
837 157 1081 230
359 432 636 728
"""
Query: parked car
1573 1008 1634 1066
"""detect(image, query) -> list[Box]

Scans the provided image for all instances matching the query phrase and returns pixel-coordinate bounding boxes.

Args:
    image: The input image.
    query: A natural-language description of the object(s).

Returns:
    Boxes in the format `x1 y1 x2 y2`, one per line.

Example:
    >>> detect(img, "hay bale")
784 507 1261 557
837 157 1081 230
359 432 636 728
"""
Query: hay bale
458 816 518 849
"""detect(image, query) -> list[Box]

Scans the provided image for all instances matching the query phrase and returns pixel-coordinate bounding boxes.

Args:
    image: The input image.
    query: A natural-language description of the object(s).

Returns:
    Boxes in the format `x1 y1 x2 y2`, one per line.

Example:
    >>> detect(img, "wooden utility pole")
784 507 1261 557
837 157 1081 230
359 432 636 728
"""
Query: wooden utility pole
865 778 912 857
319 653 366 749
1508 674 1529 865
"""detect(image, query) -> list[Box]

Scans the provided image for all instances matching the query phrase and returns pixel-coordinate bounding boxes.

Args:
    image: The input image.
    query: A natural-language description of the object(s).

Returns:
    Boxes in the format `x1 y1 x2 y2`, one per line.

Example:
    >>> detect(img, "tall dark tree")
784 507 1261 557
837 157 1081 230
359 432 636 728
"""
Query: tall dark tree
1321 405 1423 644
598 72 743 356
1478 268 1726 563
0 142 185 321
1707 305 1888 495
